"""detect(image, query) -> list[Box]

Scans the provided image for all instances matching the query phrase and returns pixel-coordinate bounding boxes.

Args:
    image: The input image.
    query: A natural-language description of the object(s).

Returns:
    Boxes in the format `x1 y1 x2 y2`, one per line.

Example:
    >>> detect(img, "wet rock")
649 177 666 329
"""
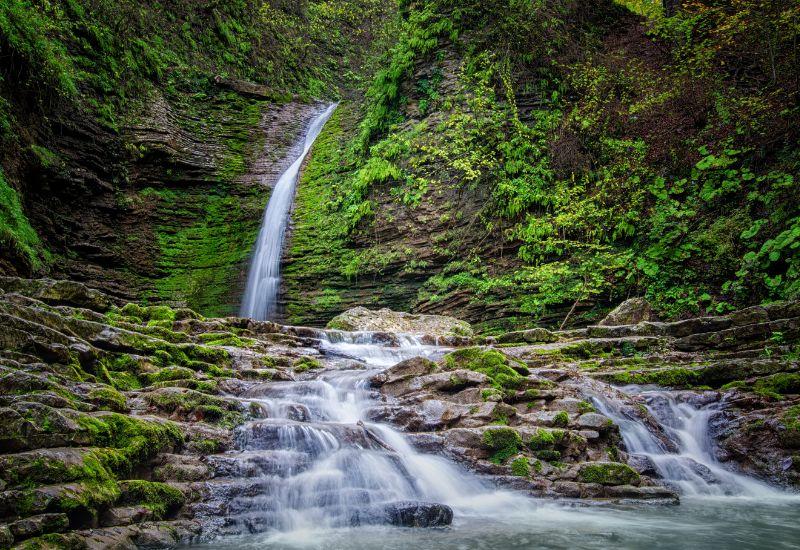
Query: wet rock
101 506 154 527
9 512 68 538
599 298 659 326
326 307 473 337
627 454 659 477
577 413 613 430
604 485 679 502
0 277 115 312
497 328 559 344
578 462 641 486
379 501 453 527
0 525 12 548
153 454 212 482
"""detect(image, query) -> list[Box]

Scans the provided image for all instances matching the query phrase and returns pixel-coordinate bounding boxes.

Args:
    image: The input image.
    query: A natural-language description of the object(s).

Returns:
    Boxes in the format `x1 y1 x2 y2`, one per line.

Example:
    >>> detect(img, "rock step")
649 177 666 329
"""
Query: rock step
238 419 382 453
205 450 313 478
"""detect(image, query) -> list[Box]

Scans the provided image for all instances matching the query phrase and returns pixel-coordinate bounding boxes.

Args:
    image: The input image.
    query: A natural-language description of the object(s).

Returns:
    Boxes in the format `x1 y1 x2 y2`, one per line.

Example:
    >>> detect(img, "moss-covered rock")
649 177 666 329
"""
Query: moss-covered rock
293 356 323 372
578 462 640 486
143 388 243 428
443 348 524 391
117 480 184 519
482 427 522 464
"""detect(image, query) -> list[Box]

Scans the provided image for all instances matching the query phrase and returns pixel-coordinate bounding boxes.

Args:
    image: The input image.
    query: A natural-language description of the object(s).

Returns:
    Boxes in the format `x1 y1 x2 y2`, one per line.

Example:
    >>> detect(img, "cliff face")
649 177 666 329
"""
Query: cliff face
19 87 319 316
283 0 799 332
0 0 395 316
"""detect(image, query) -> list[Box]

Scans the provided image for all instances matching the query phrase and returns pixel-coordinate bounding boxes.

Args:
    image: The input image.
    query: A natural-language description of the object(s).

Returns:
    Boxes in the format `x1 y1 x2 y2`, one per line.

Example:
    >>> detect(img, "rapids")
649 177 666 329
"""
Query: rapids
187 334 800 549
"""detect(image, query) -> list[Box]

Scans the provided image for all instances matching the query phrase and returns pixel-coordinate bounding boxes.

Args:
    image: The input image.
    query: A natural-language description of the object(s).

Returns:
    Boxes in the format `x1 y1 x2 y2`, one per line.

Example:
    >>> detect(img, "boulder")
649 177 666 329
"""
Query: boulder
599 298 659 326
496 328 559 344
101 506 153 527
327 307 472 337
380 501 453 527
0 277 114 312
9 513 68 538
577 413 613 430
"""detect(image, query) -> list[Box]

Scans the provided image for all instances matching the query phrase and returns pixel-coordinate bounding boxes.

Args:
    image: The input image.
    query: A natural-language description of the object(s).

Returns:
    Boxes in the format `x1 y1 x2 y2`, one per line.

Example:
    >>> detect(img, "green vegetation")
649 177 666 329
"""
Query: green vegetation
510 456 530 477
578 462 640 486
482 427 522 464
552 411 570 428
285 0 800 330
118 480 184 518
0 168 48 272
293 356 323 372
782 406 800 448
443 347 523 391
144 389 244 428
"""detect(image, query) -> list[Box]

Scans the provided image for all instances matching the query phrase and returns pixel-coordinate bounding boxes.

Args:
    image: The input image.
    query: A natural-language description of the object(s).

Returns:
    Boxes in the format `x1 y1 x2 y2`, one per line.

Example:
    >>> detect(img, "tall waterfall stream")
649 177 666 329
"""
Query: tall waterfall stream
240 103 338 321
227 109 799 549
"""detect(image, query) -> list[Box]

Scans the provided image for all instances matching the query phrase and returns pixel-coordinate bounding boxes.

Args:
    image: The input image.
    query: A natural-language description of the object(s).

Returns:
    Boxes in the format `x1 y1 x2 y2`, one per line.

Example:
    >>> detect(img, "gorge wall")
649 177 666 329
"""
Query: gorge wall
282 0 799 332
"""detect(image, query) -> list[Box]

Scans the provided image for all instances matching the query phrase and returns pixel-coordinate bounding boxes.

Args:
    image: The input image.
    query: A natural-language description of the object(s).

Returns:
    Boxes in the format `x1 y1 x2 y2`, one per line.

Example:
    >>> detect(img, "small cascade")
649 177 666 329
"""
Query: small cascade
240 103 338 321
317 330 445 368
196 334 524 539
592 387 780 497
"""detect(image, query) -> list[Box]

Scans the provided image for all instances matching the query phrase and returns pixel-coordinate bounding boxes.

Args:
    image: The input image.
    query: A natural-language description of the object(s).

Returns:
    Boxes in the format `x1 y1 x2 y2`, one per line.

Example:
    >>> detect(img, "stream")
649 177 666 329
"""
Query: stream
224 106 799 549
187 334 800 550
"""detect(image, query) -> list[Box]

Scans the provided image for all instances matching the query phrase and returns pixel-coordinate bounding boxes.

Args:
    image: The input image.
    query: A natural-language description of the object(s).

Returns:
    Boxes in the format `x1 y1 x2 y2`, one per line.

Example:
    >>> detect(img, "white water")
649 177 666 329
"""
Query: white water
191 337 800 549
240 103 338 320
592 387 782 497
220 332 529 536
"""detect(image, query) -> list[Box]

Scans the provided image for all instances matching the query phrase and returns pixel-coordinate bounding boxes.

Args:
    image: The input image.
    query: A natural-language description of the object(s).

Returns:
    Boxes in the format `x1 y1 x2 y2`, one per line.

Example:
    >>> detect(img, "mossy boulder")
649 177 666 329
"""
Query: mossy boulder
780 406 800 448
117 480 184 519
327 307 473 337
442 347 524 391
578 462 641 486
293 356 323 372
497 328 559 345
482 427 522 464
143 387 244 428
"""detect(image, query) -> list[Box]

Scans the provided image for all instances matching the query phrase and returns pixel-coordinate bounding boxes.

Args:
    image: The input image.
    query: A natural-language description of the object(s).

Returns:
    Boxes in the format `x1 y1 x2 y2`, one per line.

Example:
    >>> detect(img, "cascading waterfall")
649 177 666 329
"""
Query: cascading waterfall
240 103 338 321
204 332 527 538
190 336 800 549
591 387 781 497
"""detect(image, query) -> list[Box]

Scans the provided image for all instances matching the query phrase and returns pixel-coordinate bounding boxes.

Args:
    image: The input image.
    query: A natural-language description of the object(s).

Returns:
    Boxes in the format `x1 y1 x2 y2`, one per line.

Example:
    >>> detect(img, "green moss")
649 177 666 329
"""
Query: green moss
190 438 225 454
198 332 257 347
552 411 570 427
578 462 640 486
754 373 800 399
608 368 703 388
780 405 800 448
142 366 197 386
76 413 183 467
535 449 562 461
56 479 121 520
482 427 522 464
88 386 128 412
578 400 596 414
510 456 530 477
527 428 566 451
443 347 524 391
0 167 48 272
118 480 184 519
293 356 323 372
144 389 243 428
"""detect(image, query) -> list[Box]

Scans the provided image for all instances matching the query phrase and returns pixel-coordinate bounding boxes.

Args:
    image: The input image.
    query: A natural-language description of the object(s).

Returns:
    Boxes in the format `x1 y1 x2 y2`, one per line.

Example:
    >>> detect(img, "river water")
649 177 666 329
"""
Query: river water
188 334 800 550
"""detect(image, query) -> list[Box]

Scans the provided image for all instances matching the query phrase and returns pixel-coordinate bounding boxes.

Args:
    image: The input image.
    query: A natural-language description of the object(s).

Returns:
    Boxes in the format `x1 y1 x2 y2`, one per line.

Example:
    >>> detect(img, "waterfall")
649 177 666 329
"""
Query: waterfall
592 387 781 497
240 103 338 320
202 335 529 537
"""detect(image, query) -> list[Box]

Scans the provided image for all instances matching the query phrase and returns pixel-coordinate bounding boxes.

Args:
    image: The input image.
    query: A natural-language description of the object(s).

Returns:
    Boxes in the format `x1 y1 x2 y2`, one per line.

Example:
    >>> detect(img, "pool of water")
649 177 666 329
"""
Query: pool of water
188 495 800 550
